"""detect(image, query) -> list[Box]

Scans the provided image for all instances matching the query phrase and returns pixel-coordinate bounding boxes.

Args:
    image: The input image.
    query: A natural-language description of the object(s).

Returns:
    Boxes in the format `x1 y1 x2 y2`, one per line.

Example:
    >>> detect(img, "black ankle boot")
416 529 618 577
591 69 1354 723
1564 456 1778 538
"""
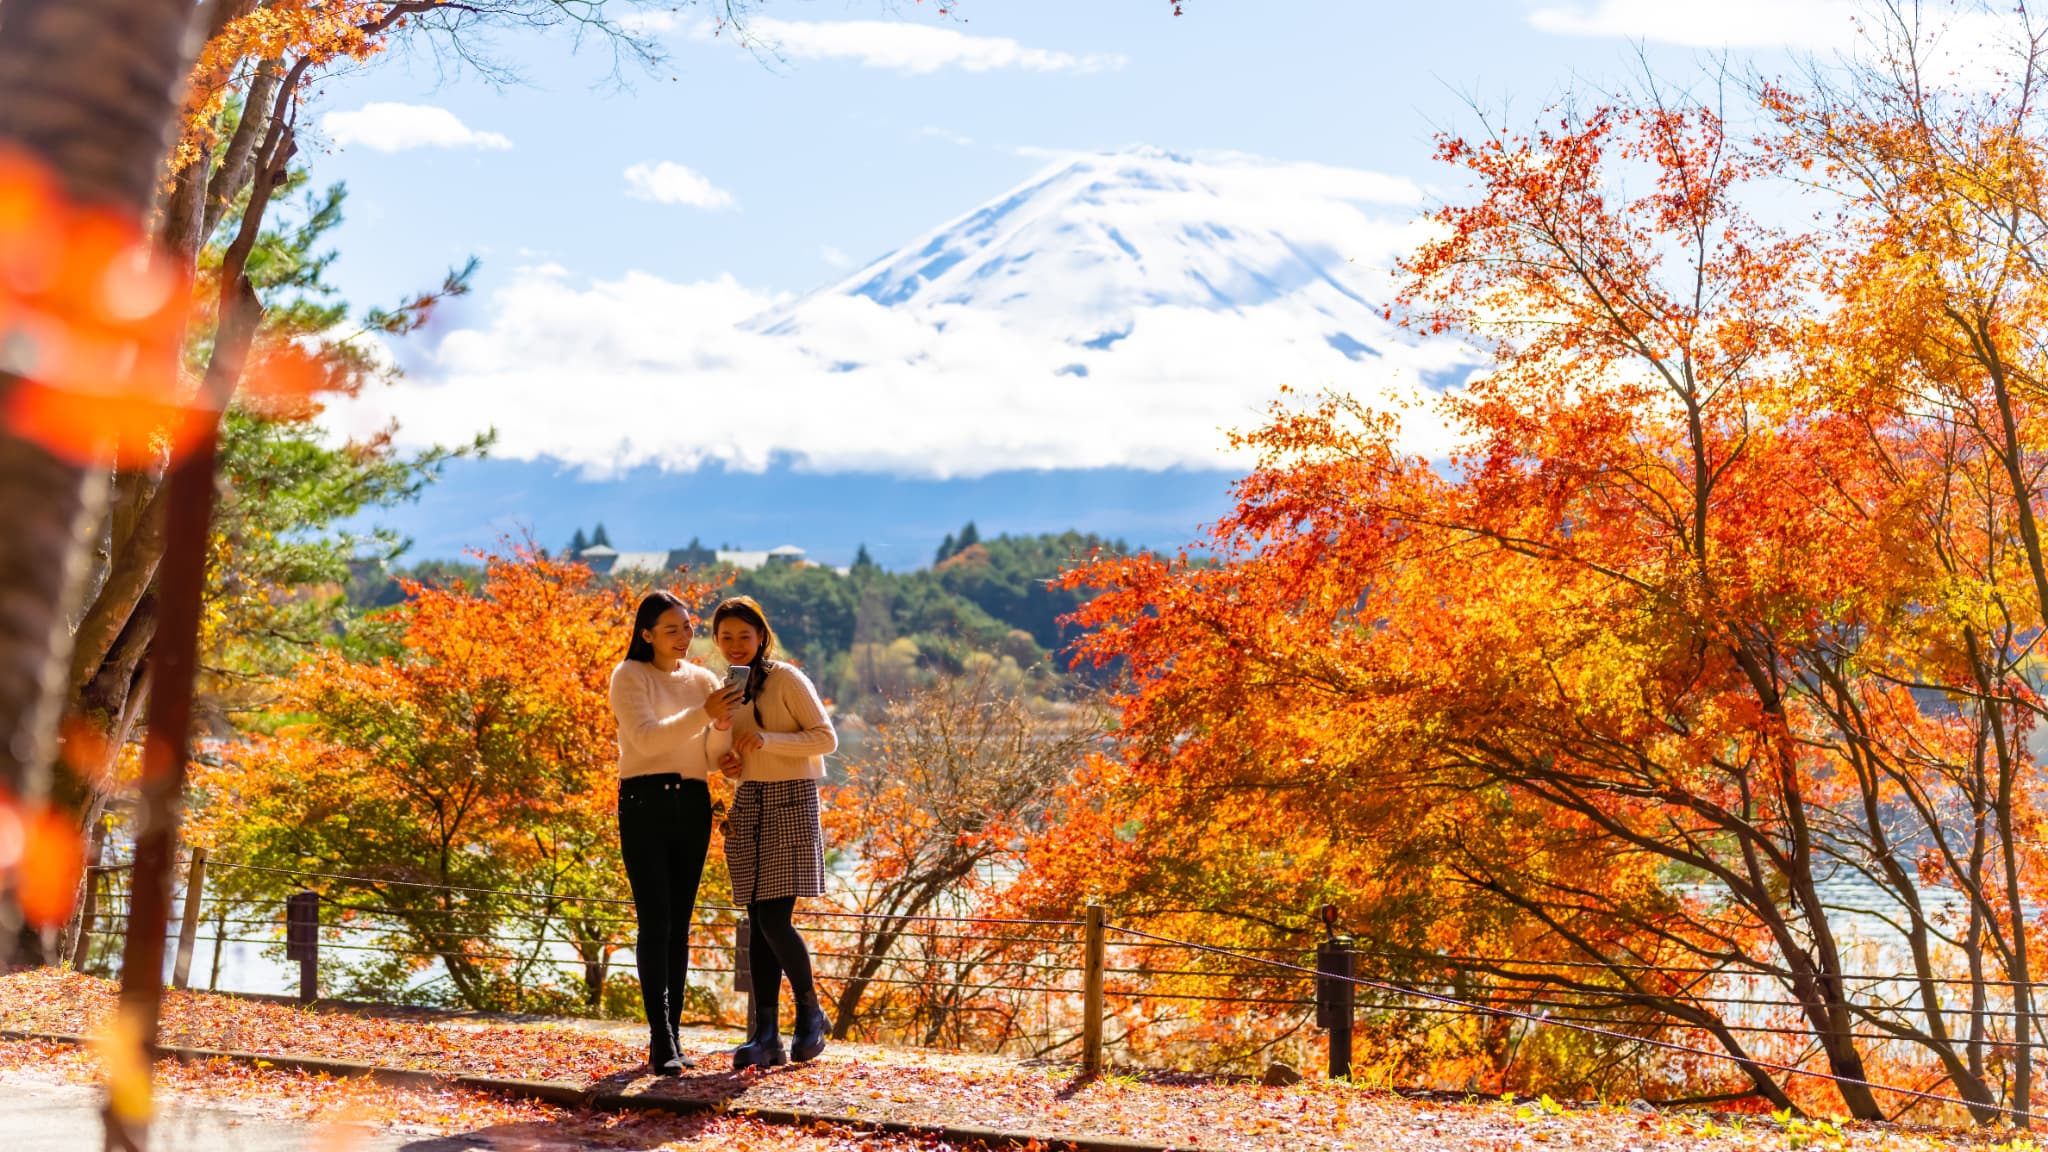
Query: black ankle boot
732 1018 786 1071
648 1029 683 1076
790 1001 832 1063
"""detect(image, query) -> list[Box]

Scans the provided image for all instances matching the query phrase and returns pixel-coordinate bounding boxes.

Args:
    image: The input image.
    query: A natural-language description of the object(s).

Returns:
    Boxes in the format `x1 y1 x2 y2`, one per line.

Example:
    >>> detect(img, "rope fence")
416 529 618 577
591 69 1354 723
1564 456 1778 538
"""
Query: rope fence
66 856 2048 1123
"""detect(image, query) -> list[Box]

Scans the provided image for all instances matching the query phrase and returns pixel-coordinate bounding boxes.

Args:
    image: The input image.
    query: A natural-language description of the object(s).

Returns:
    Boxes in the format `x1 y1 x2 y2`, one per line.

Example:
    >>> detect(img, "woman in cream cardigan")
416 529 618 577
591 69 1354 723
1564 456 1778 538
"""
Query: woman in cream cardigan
707 595 838 1070
608 590 740 1074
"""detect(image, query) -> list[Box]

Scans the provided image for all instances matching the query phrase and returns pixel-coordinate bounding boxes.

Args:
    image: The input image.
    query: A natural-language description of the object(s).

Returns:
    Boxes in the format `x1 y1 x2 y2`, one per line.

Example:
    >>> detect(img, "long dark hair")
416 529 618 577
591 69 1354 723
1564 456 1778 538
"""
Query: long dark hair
711 595 778 700
625 590 692 663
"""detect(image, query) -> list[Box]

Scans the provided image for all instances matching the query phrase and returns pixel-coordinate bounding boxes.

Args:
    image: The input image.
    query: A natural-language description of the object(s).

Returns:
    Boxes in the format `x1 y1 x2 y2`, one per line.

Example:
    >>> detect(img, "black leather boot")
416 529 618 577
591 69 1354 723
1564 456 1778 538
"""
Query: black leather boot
732 1016 786 1071
647 1026 683 1075
790 1000 832 1063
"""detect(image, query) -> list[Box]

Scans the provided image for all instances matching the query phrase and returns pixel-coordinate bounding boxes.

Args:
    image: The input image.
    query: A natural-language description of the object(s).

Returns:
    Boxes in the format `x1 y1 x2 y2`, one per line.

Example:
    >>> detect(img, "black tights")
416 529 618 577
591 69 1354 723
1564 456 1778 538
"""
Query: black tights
747 896 817 1032
619 776 711 1049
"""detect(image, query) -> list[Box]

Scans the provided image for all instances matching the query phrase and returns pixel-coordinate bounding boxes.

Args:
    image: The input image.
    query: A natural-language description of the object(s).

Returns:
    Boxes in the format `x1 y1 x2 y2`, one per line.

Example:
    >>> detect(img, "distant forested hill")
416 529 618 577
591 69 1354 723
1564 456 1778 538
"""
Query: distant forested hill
348 525 1127 717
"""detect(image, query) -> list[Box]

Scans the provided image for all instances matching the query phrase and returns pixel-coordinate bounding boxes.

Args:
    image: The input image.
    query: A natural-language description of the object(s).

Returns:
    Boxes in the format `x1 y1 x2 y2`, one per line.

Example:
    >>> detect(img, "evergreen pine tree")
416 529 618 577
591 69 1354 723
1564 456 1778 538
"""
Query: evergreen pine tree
853 543 875 570
592 523 612 548
957 521 981 551
935 533 956 565
569 528 589 555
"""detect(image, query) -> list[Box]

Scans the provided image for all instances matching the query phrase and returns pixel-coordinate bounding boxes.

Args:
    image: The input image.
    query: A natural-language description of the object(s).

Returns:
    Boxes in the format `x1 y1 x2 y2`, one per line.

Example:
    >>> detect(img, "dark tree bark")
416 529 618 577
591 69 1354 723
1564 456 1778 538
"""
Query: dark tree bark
0 0 202 965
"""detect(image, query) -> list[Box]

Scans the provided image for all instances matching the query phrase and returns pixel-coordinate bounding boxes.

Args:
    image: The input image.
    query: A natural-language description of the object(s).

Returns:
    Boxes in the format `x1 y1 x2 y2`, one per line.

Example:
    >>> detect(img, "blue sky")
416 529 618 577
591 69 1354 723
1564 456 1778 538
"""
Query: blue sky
310 1 1840 305
295 0 1898 563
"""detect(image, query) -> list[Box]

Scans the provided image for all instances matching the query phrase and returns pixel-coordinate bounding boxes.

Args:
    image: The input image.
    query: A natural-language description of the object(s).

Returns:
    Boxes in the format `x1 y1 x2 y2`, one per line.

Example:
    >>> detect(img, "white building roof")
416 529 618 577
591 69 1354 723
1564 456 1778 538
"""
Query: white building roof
611 551 673 574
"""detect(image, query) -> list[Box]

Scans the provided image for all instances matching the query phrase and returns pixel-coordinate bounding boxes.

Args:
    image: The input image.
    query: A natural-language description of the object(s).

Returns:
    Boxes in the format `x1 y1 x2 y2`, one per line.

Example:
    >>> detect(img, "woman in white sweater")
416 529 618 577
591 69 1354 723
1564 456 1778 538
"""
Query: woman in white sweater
609 590 741 1074
707 595 838 1069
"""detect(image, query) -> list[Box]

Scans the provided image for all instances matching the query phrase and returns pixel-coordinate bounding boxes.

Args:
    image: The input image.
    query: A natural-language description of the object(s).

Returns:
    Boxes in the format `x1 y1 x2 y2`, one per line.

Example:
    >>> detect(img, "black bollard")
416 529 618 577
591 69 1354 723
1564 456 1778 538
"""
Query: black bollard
1314 903 1355 1081
284 890 320 1002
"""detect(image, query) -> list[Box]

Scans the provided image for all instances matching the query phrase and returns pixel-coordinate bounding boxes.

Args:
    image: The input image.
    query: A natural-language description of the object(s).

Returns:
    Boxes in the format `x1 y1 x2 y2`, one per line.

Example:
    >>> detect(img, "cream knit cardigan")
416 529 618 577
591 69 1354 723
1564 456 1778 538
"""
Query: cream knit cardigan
709 662 837 782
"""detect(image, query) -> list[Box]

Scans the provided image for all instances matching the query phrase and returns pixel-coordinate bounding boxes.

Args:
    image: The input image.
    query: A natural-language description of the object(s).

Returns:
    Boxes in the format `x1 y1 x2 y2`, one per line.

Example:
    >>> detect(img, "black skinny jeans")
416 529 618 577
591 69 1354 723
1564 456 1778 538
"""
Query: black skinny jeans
747 896 818 1033
619 775 712 1048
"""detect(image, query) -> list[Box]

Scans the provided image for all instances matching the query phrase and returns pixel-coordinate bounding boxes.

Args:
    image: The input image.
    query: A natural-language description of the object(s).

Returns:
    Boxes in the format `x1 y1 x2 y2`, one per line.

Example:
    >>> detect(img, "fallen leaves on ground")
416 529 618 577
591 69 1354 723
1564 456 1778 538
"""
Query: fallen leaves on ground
0 1036 938 1149
0 969 2016 1149
1 966 639 1081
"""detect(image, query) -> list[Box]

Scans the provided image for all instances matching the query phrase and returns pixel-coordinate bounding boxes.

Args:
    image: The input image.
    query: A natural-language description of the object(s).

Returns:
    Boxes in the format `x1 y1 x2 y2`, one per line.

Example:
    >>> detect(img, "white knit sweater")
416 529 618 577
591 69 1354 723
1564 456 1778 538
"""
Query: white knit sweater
609 659 720 780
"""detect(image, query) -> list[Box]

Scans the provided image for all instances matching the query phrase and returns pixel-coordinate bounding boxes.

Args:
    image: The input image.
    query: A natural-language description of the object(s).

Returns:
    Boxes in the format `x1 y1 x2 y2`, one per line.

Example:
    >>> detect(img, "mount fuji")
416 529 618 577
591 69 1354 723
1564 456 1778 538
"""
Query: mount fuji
764 144 1414 345
729 145 1472 471
330 146 1480 564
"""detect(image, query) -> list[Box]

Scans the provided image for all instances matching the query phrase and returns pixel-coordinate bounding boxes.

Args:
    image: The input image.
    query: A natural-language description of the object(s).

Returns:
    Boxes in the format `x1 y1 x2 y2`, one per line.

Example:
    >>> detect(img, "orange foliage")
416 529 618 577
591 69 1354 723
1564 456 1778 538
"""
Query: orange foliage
174 2 412 175
0 150 194 465
192 549 724 1009
1043 68 2048 1121
0 798 86 931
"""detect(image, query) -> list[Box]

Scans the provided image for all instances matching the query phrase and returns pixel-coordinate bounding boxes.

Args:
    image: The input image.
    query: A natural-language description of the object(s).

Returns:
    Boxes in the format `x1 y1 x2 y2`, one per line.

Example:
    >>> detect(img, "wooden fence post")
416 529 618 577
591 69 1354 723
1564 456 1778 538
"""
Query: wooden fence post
70 865 102 971
171 848 206 990
1081 903 1106 1077
65 818 108 970
285 890 320 1002
1316 939 1355 1081
733 914 754 1035
208 901 226 992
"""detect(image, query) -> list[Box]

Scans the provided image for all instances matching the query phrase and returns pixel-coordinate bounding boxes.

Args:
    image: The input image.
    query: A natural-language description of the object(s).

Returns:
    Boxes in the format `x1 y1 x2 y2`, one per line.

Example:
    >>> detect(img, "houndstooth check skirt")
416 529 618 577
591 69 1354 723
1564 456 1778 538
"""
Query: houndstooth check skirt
724 779 826 903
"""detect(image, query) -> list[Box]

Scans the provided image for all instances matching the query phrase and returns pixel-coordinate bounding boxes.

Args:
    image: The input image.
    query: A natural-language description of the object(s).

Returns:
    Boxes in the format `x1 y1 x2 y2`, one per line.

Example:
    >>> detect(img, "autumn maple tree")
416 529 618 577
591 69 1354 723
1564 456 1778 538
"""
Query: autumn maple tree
1046 10 2048 1126
191 549 722 1011
821 666 1102 1048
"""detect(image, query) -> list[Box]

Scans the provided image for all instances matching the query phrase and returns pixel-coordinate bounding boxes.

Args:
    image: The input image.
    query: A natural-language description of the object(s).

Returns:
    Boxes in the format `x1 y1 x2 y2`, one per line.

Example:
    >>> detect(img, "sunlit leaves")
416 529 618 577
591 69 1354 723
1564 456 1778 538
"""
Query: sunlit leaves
0 150 195 466
1051 60 2048 1114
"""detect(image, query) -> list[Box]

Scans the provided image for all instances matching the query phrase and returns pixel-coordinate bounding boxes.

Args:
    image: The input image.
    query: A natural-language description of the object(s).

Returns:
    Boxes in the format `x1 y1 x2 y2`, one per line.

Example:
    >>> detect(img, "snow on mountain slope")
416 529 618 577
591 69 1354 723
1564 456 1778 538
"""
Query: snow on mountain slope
332 147 1479 478
770 145 1414 335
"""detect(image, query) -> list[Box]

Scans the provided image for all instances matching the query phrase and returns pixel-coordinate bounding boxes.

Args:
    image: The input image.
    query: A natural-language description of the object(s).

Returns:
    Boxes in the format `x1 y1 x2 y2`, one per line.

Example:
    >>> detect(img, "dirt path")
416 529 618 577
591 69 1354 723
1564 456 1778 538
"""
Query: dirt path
0 970 2006 1150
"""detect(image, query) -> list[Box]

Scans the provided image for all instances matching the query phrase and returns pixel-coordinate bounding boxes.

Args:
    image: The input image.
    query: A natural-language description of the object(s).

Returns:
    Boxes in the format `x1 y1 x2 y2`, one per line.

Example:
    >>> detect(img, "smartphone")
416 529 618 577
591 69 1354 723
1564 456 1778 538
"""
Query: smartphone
723 663 750 702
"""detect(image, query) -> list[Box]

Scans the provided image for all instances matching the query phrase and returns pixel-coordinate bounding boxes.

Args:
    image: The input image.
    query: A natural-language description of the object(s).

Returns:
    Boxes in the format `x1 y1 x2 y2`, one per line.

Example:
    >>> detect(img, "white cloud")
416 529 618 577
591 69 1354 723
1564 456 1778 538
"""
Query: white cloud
623 161 735 210
820 246 853 268
920 126 976 146
693 17 1126 74
1529 0 1860 47
1527 0 2036 63
319 265 1386 478
617 10 689 35
1530 1 2032 90
320 103 511 152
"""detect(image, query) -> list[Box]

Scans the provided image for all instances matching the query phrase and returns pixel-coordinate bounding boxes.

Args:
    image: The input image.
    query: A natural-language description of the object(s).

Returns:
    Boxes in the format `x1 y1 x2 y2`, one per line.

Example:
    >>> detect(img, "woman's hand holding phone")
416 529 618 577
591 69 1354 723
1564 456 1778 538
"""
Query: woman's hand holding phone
707 663 750 723
704 683 745 723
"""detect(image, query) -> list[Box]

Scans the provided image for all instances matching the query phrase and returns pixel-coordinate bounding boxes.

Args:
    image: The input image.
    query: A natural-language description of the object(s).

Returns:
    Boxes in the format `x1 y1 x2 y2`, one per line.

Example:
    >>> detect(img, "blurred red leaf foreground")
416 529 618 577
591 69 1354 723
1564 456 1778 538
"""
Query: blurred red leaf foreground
0 969 2008 1149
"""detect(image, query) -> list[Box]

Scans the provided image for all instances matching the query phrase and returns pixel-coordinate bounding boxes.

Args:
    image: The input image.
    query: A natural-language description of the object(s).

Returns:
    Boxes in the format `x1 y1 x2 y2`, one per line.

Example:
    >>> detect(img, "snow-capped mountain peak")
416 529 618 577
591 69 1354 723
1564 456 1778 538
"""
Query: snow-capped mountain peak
759 146 1430 356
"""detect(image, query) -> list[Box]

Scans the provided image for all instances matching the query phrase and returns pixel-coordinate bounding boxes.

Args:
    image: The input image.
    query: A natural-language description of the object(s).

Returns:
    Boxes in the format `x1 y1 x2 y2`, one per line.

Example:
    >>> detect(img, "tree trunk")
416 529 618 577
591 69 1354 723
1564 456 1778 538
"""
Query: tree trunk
111 423 222 1150
0 0 202 976
59 811 107 968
